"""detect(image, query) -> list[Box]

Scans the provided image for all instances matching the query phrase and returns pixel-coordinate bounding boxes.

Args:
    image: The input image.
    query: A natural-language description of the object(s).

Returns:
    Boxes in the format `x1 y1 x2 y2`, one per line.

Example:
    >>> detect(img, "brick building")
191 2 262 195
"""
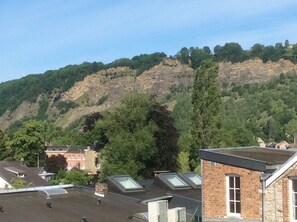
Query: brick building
45 145 99 174
200 147 297 222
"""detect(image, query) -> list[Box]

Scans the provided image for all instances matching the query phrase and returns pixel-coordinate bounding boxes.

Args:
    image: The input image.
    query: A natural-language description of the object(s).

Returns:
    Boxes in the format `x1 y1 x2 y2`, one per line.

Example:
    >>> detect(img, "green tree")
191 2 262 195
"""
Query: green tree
10 178 26 189
98 92 179 180
190 60 221 169
177 151 190 172
0 130 11 160
99 93 158 179
9 120 46 166
61 170 92 185
178 47 190 64
250 43 264 58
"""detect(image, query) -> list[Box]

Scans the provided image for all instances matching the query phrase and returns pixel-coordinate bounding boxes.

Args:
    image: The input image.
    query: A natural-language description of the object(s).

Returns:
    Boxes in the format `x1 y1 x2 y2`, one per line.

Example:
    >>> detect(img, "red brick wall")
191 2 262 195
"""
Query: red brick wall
202 160 262 220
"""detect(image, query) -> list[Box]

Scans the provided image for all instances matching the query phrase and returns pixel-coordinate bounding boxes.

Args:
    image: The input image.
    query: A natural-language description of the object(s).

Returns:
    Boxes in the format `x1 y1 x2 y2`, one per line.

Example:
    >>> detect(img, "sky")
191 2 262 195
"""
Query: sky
0 0 297 83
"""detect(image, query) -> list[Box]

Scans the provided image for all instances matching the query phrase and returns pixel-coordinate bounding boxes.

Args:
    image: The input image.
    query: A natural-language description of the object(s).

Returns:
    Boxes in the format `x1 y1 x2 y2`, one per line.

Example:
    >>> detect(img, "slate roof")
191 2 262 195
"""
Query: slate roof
0 173 201 222
0 161 48 187
0 187 147 222
45 145 69 152
66 146 85 154
45 145 86 154
200 146 296 172
108 175 201 217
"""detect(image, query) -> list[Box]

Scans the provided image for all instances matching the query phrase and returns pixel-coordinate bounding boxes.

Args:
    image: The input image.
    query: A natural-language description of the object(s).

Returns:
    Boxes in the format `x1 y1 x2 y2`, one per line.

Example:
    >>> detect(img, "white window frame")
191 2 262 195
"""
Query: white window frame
226 175 241 217
290 179 297 222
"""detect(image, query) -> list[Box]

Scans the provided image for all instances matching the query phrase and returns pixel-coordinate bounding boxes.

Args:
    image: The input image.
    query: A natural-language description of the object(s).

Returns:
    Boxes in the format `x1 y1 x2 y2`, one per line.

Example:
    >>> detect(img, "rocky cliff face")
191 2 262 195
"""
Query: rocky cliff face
1 59 297 130
218 59 297 87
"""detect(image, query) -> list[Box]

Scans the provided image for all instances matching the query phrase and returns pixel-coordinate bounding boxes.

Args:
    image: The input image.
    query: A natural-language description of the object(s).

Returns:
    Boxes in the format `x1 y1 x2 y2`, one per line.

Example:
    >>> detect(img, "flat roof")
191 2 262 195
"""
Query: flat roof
200 147 296 172
0 187 146 222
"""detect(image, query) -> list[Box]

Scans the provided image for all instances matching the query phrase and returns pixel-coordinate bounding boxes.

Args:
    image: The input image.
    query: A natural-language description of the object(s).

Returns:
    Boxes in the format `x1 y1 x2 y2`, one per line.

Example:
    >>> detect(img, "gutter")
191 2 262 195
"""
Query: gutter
260 173 270 222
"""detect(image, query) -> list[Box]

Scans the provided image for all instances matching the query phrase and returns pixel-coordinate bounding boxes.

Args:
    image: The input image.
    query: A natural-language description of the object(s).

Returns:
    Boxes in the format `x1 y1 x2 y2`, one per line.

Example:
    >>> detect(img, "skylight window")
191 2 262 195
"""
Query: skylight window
43 188 68 196
179 172 201 188
156 173 191 190
108 175 145 193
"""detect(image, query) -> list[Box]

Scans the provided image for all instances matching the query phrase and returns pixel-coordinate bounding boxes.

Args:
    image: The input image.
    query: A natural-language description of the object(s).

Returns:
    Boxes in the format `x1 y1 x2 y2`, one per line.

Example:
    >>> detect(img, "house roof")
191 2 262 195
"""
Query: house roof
0 161 48 187
108 174 201 216
200 147 296 172
0 187 146 222
45 145 86 154
45 145 69 152
0 174 201 221
66 146 85 154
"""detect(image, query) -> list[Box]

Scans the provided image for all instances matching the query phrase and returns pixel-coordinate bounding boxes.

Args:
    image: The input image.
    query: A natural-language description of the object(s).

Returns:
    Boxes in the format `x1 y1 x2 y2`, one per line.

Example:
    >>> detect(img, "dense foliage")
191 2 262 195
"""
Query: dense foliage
190 60 221 169
45 154 67 174
50 169 92 185
97 93 179 180
0 52 167 116
177 40 297 69
1 40 297 178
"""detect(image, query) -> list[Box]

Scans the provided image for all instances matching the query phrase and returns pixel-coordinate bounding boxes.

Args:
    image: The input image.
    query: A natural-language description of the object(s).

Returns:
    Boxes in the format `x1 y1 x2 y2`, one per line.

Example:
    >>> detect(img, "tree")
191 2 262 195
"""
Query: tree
0 130 11 160
250 44 264 58
148 101 179 172
61 170 92 185
98 92 179 180
285 40 290 48
9 120 46 167
45 154 67 173
190 47 211 69
190 60 221 169
99 93 158 179
178 47 190 64
11 178 27 189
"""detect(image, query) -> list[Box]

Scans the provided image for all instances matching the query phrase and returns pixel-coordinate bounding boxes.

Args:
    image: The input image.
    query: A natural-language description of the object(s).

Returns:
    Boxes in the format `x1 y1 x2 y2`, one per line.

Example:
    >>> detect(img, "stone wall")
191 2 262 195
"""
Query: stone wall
265 162 297 222
202 160 262 222
85 149 98 174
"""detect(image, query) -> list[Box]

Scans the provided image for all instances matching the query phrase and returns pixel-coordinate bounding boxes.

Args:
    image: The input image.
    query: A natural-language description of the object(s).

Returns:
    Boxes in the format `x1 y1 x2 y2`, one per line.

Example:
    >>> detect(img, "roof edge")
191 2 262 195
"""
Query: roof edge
200 149 267 172
265 152 297 188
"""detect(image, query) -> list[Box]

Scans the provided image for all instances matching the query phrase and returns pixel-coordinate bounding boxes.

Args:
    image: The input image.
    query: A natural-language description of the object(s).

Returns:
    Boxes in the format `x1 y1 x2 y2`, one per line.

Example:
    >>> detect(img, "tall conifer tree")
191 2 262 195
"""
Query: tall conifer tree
190 60 221 169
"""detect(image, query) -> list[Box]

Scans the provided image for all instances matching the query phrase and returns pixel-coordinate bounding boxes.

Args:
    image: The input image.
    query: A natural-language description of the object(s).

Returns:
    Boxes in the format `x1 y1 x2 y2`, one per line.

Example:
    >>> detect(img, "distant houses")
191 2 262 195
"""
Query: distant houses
45 145 99 174
0 161 48 189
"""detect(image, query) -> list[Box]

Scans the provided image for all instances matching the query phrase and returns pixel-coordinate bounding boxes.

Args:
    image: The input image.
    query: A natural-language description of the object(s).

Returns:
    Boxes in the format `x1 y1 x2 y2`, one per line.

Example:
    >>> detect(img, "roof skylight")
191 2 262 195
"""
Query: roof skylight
179 172 201 188
41 188 68 197
156 173 191 190
108 175 145 193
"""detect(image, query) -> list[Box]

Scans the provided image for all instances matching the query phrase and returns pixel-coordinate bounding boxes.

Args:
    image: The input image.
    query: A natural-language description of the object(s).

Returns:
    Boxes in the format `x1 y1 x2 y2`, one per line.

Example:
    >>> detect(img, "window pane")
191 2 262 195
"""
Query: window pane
236 202 241 213
229 189 234 200
235 177 240 188
163 174 188 187
230 201 234 213
236 190 240 201
293 180 297 192
229 177 234 188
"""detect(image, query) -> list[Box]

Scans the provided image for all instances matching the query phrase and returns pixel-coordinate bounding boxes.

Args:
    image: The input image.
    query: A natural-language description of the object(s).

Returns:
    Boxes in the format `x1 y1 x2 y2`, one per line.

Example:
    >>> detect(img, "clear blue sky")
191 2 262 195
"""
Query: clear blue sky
1 0 297 83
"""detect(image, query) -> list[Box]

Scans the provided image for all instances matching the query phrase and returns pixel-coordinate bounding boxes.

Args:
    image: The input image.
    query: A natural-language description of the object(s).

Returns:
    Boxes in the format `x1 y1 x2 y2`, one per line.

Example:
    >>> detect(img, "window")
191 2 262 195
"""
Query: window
156 173 191 190
291 179 297 221
227 175 241 216
108 175 145 193
179 172 201 188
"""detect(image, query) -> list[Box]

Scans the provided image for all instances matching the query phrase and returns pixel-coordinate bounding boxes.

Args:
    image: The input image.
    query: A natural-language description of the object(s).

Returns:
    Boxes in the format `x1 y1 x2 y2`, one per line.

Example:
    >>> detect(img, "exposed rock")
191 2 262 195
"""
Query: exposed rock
1 58 297 130
219 59 297 87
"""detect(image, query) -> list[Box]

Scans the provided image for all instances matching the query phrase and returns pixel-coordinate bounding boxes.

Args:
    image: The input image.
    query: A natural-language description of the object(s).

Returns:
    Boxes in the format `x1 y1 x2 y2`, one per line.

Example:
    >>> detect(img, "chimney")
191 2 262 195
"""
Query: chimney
148 200 168 222
167 207 186 222
95 183 108 197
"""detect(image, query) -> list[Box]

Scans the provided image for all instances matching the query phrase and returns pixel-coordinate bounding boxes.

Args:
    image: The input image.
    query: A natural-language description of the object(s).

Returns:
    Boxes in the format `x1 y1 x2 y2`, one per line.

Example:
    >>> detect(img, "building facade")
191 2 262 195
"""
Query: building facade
201 147 297 222
45 145 99 174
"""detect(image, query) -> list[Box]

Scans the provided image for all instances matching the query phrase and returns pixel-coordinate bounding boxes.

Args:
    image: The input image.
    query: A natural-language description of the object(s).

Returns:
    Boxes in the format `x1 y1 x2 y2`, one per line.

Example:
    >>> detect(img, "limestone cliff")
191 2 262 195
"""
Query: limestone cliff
1 58 297 130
